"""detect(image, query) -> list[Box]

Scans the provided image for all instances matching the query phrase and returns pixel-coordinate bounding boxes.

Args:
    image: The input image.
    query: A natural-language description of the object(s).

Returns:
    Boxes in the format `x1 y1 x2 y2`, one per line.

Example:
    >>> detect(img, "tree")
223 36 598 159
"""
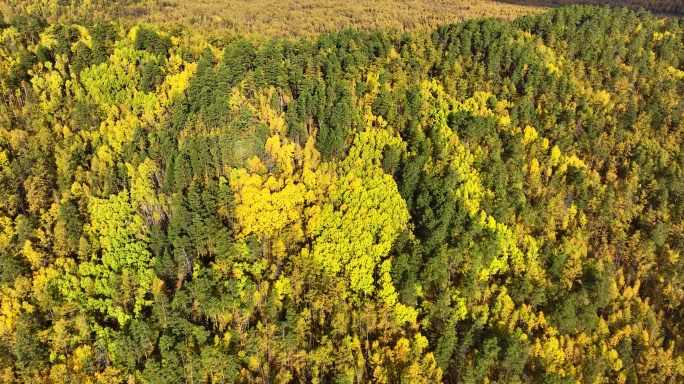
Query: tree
77 191 156 325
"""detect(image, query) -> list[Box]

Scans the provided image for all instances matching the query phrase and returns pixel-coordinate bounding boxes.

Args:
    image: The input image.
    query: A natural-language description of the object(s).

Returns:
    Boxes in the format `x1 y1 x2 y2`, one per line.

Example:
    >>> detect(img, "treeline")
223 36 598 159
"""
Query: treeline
503 0 684 16
1 4 684 383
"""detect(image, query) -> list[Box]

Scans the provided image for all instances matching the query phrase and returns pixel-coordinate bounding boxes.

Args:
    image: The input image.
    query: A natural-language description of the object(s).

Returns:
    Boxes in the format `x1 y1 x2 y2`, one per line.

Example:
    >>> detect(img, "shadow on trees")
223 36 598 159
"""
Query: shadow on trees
494 0 684 16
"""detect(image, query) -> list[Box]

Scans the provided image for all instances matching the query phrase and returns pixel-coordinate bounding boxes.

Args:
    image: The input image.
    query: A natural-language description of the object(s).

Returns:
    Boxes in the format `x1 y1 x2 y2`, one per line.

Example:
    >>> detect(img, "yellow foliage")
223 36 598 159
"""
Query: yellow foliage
550 145 562 166
0 215 16 254
265 134 296 176
247 156 266 174
159 59 196 107
594 89 611 107
666 66 684 80
20 240 45 270
0 286 24 343
127 158 160 208
532 335 567 374
522 125 538 146
274 276 292 301
231 168 307 243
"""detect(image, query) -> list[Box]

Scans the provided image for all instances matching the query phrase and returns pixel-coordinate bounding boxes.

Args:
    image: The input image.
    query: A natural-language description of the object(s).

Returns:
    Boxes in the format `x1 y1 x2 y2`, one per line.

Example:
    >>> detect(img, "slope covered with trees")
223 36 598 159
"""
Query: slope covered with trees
2 0 681 39
503 0 684 16
1 4 684 383
1 0 549 39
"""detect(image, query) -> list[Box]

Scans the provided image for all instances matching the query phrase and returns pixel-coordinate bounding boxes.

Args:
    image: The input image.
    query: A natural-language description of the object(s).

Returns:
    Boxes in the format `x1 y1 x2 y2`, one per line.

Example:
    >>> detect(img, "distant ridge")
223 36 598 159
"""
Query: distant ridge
498 0 684 16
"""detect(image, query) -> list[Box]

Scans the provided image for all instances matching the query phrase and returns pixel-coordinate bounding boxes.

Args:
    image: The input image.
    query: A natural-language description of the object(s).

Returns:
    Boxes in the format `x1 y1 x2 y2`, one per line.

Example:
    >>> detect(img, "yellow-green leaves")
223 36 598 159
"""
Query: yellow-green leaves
231 127 415 324
0 215 16 254
78 46 162 162
79 191 155 324
311 128 409 298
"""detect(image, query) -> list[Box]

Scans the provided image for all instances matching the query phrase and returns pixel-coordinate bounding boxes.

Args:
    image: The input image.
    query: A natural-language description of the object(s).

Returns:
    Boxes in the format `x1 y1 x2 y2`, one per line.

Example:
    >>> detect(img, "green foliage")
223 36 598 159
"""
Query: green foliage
1 5 684 383
80 191 156 324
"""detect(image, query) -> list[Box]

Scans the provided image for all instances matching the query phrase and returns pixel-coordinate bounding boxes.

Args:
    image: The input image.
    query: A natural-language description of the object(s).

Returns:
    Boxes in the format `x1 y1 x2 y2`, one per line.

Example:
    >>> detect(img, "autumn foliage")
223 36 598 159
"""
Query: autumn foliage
0 3 684 383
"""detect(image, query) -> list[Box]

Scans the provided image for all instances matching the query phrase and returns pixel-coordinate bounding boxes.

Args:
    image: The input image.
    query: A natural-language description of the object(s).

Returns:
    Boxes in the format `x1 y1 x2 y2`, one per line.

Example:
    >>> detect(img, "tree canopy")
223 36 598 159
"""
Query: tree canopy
0 4 684 383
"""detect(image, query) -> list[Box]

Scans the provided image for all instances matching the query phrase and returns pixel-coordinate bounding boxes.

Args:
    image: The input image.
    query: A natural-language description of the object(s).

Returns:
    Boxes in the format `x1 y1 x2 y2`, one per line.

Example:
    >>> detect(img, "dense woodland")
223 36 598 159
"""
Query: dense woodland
2 0 683 40
508 0 684 15
1 3 684 383
1 0 682 39
1 0 548 39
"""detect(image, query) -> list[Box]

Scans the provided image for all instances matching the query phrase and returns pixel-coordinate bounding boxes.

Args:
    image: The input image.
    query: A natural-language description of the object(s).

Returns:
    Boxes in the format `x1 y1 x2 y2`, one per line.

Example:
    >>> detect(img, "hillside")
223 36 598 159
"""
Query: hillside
2 0 548 38
1 3 684 383
1 0 682 39
502 0 684 16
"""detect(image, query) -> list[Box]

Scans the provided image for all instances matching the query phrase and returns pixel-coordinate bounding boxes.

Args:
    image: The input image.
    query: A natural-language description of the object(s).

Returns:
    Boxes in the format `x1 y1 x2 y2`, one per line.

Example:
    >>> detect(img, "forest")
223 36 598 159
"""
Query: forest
1 2 684 383
1 0 682 39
